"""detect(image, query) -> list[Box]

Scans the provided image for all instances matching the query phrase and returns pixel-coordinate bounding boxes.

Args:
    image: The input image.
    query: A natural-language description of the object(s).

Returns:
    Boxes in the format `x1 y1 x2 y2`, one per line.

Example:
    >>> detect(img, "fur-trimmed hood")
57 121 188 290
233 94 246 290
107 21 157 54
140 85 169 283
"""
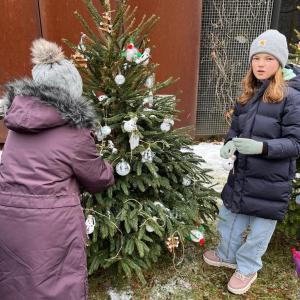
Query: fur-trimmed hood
0 79 96 132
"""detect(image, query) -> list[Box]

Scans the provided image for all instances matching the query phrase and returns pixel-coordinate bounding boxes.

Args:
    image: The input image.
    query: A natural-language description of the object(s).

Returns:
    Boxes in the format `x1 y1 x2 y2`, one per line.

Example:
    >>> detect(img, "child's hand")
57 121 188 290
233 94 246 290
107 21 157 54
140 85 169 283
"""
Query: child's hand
220 141 236 159
232 138 263 155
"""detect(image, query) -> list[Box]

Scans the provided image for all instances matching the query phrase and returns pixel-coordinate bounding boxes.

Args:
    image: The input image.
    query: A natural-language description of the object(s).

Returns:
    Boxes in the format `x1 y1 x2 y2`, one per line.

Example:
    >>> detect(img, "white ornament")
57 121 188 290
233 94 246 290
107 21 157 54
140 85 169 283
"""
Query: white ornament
126 45 139 62
78 33 87 52
96 129 106 141
222 155 236 171
116 159 131 176
135 48 150 65
129 132 140 150
141 148 155 163
164 118 174 126
101 125 112 136
115 74 126 85
146 217 158 233
85 215 96 235
153 201 170 212
145 74 155 89
189 229 204 243
143 91 154 107
107 140 117 153
107 140 114 149
123 63 129 70
182 176 191 186
98 95 108 102
160 122 171 132
123 117 138 132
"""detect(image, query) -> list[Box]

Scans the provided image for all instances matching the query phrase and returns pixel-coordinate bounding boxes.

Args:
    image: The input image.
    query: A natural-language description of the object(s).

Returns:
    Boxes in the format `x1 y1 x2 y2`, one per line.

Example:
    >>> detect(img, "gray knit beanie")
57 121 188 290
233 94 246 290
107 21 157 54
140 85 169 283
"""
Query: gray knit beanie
31 38 83 99
249 29 288 67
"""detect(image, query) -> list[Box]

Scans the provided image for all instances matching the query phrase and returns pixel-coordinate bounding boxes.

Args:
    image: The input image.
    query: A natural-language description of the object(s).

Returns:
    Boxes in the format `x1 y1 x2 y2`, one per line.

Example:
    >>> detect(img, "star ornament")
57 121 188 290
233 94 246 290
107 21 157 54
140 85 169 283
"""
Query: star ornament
258 39 266 47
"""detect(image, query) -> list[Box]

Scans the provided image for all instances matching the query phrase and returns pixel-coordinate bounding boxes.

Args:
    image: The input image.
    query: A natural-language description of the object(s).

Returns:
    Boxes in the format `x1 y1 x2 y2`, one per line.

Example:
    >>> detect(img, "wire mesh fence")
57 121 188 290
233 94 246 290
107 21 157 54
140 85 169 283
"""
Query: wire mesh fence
196 0 275 136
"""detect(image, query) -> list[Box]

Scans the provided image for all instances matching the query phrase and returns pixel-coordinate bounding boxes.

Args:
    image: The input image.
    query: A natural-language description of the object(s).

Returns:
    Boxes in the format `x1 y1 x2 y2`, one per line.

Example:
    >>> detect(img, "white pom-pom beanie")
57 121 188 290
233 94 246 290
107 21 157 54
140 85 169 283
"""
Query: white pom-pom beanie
31 38 83 99
249 29 289 67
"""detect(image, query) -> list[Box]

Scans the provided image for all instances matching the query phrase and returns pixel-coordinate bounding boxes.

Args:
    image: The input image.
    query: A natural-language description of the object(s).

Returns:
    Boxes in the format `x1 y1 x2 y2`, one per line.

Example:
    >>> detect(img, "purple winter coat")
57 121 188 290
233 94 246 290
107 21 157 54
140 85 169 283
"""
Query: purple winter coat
0 79 114 299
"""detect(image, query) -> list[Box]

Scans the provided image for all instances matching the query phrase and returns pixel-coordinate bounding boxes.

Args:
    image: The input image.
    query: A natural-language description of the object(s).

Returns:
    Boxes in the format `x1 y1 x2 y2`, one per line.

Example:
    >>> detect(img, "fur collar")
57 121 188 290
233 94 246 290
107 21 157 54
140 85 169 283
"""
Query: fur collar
1 79 96 128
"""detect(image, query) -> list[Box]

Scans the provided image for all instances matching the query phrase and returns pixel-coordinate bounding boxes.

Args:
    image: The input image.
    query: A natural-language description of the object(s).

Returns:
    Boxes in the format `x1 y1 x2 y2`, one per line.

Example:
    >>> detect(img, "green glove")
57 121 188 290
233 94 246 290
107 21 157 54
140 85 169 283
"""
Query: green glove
282 67 296 81
232 138 263 155
220 140 236 159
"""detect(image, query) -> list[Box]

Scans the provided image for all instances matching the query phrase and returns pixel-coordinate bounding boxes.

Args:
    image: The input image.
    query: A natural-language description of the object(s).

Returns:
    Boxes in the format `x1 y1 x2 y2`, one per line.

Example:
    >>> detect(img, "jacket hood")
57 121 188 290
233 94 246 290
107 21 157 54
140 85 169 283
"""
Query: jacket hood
285 63 300 93
1 79 96 133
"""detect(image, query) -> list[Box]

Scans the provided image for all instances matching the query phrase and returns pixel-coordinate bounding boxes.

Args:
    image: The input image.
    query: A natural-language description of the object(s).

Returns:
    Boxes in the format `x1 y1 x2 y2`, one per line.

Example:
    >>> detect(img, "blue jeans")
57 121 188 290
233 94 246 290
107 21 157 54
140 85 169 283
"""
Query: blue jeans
216 205 277 276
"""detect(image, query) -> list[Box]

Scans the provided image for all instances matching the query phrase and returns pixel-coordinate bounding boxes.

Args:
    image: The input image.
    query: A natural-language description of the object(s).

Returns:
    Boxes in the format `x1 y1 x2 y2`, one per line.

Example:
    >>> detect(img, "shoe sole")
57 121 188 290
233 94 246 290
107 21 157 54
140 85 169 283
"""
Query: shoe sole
227 273 257 295
203 254 237 269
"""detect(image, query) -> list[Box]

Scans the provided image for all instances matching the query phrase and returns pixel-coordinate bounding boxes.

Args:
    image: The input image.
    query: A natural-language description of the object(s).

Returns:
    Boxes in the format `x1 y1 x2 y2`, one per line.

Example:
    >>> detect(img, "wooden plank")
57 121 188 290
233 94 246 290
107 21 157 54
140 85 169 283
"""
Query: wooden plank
0 0 41 86
0 0 41 143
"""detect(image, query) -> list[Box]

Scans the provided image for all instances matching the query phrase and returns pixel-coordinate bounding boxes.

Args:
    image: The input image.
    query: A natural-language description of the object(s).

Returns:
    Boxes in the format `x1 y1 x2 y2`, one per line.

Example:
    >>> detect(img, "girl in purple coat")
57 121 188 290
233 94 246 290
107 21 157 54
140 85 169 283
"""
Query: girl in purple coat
203 30 300 294
0 39 114 299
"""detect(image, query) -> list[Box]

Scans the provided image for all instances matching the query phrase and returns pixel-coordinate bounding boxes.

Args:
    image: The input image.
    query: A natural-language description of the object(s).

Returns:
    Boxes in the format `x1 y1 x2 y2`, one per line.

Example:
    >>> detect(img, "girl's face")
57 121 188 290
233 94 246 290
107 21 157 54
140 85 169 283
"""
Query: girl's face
251 53 280 80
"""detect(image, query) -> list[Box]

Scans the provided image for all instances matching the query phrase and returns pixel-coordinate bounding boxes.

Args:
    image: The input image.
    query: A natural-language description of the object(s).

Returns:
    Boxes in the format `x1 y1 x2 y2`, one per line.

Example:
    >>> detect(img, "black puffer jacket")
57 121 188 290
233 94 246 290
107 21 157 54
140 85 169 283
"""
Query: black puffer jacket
222 64 300 220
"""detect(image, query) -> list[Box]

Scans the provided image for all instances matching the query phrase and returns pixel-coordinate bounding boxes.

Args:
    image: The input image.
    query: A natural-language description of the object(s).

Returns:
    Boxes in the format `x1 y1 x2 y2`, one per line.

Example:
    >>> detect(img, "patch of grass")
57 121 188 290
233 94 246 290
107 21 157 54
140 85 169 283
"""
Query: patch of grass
88 230 299 299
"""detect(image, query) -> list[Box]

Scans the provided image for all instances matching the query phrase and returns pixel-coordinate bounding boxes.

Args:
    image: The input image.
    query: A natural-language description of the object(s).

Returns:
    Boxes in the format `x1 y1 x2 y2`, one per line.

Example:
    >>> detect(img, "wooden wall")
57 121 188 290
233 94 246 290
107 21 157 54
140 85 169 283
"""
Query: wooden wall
0 0 203 142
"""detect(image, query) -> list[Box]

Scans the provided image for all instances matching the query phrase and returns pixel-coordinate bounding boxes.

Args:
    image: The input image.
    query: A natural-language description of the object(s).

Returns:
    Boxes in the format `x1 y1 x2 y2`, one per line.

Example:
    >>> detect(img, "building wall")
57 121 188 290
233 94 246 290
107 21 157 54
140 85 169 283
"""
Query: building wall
0 0 203 142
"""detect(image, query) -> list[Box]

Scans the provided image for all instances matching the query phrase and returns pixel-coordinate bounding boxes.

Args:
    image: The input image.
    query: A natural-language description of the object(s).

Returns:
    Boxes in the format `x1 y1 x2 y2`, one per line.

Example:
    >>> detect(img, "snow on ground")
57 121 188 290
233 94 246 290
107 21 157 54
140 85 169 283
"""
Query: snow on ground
192 142 229 193
107 288 133 300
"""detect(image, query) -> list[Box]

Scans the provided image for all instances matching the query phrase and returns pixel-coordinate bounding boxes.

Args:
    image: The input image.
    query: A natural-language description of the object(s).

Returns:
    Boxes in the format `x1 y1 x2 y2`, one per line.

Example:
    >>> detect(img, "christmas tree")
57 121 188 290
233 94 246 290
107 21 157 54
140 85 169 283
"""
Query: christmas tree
67 0 218 283
277 16 300 241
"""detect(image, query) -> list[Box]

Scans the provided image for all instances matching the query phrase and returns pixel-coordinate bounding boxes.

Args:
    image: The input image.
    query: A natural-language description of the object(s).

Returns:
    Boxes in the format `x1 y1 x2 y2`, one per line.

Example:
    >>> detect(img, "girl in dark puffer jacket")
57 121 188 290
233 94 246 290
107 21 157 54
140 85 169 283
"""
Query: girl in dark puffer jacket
203 30 300 295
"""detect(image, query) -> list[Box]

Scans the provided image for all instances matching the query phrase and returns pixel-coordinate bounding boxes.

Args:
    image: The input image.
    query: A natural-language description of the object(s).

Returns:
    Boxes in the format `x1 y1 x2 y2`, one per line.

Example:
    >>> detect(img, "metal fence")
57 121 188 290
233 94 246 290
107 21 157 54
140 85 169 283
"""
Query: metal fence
196 0 275 136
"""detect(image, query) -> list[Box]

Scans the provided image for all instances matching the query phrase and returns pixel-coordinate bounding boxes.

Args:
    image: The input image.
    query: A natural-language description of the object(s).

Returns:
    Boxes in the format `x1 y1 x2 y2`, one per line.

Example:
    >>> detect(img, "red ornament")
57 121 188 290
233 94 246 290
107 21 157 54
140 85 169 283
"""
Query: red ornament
127 43 134 49
199 238 205 246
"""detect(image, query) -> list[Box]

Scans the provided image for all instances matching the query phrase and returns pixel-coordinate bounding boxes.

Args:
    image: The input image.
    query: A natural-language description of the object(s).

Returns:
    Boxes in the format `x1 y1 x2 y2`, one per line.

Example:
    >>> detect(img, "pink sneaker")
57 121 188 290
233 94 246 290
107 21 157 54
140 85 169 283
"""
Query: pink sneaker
227 271 257 295
203 250 236 269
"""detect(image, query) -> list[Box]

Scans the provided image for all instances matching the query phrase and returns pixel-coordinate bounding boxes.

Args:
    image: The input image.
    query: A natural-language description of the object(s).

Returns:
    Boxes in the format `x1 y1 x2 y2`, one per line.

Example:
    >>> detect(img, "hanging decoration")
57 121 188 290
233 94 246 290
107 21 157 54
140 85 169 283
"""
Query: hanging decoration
166 236 180 252
85 215 96 235
222 155 236 171
141 148 155 163
121 41 142 62
145 74 155 89
115 73 126 85
107 140 118 154
99 11 113 34
143 91 154 108
116 159 131 176
96 125 111 141
71 33 88 68
160 117 174 132
145 217 158 233
182 176 192 186
135 48 151 65
98 95 108 102
129 132 140 150
100 125 112 136
188 230 205 246
123 117 138 132
186 225 206 246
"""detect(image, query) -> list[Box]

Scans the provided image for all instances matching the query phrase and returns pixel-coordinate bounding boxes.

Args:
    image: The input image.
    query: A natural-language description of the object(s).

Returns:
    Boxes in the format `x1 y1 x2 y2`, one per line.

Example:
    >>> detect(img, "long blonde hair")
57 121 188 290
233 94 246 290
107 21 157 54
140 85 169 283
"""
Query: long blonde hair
238 67 286 105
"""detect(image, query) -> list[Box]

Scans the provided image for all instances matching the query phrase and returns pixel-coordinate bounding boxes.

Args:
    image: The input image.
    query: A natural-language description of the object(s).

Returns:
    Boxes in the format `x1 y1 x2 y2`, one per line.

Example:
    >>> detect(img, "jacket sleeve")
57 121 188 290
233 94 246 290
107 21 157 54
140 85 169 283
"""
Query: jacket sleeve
224 104 240 144
71 129 115 194
265 89 300 159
